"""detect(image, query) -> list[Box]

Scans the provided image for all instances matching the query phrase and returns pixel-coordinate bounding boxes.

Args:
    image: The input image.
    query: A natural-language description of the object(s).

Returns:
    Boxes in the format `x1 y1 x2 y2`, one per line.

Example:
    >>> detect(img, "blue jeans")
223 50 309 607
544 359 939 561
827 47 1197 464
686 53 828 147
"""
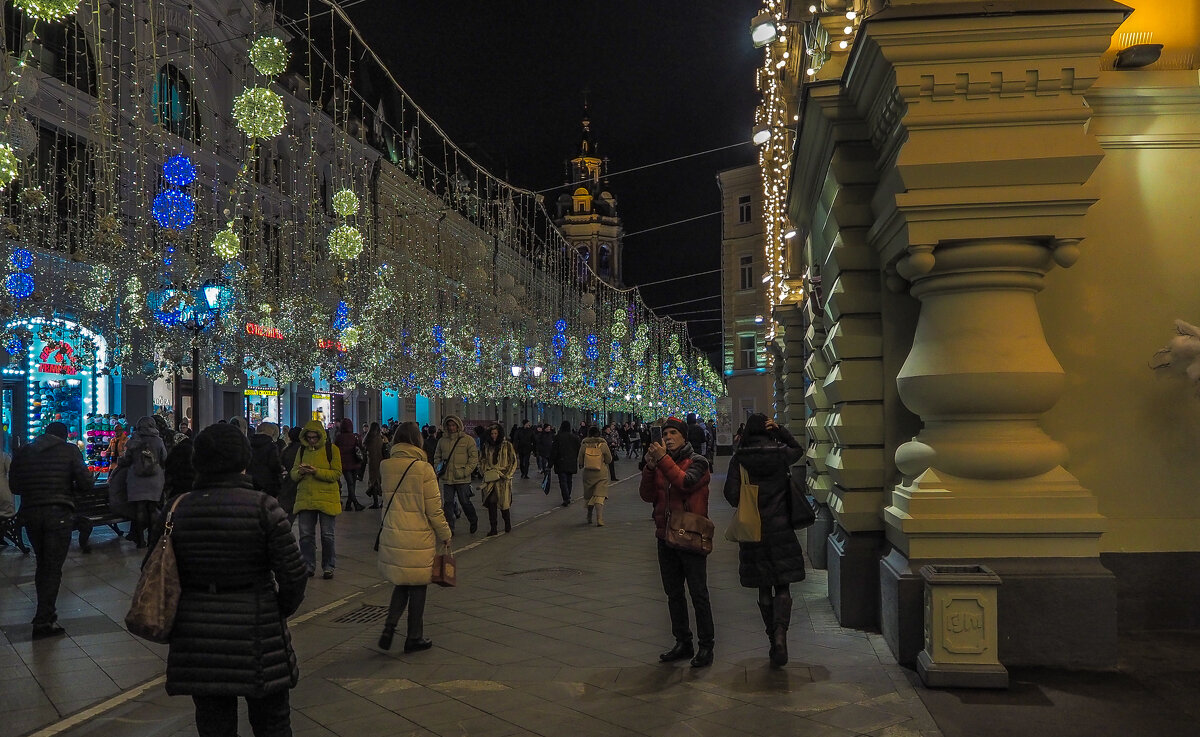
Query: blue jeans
441 483 477 533
297 510 336 572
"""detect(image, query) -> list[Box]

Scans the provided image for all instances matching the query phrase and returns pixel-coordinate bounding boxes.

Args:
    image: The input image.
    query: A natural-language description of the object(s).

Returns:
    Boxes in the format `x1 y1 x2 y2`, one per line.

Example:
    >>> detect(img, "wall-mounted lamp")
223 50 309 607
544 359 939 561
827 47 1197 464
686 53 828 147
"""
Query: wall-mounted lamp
1114 43 1162 69
510 365 523 377
783 228 798 240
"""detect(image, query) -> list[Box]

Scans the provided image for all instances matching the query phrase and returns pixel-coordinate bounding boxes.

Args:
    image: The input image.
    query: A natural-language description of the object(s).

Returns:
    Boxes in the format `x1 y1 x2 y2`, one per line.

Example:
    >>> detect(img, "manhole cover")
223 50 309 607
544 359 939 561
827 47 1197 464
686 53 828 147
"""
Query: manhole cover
330 605 390 624
505 567 584 580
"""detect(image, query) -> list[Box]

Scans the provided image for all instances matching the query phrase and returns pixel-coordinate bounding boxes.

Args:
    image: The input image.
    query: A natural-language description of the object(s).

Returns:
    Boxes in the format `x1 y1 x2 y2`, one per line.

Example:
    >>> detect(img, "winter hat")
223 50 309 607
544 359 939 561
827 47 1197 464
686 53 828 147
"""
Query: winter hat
45 422 69 440
257 422 279 441
663 417 688 438
192 423 252 475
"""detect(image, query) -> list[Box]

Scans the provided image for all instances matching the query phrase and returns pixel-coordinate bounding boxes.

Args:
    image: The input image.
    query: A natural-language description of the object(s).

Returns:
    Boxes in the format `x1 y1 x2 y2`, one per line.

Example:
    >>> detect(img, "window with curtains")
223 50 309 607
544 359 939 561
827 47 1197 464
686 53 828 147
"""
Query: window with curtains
153 64 202 144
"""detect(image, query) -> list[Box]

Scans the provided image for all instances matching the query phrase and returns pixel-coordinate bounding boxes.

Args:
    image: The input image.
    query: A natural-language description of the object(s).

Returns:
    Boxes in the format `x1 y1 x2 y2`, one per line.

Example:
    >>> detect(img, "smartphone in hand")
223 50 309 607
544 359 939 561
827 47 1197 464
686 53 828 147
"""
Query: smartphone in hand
650 426 663 444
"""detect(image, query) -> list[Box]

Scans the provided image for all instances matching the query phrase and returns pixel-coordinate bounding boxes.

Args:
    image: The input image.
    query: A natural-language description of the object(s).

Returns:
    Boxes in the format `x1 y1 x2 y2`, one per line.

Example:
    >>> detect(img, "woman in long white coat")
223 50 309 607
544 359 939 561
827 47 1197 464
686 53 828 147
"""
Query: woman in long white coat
376 422 452 653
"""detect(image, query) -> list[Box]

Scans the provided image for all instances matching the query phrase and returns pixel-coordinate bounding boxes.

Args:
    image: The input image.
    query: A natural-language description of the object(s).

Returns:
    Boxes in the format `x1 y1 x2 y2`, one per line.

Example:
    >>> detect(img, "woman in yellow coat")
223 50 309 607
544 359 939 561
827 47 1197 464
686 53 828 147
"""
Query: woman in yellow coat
290 420 342 579
376 422 451 652
479 423 517 536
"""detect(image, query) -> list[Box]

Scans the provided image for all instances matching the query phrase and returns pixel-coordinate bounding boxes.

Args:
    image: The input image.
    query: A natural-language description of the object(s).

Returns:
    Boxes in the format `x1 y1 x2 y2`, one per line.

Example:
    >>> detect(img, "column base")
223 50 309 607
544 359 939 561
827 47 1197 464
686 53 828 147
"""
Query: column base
807 502 835 570
917 650 1009 689
880 553 1118 670
827 525 883 630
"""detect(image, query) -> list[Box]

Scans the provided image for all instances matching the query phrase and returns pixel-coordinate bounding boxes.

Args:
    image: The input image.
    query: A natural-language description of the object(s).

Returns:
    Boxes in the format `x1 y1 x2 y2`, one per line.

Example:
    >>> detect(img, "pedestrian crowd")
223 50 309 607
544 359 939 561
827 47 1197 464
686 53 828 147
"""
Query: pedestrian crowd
0 409 814 737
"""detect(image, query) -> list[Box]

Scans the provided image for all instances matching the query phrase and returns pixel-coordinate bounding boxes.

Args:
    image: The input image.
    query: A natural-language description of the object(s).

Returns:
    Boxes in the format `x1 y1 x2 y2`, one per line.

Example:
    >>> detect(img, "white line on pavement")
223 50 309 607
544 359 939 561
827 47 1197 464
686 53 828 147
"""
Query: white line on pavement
25 675 166 737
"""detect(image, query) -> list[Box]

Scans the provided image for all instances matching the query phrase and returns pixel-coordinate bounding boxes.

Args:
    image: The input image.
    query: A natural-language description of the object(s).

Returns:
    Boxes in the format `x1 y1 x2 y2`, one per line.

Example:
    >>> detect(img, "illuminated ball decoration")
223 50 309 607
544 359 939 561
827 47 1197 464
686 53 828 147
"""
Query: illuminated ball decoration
152 189 196 229
5 337 22 355
5 272 34 299
212 227 241 260
332 188 359 217
83 287 108 311
0 143 19 188
327 224 364 260
12 0 79 22
163 155 198 187
3 115 37 159
232 87 287 140
249 36 289 77
10 248 33 270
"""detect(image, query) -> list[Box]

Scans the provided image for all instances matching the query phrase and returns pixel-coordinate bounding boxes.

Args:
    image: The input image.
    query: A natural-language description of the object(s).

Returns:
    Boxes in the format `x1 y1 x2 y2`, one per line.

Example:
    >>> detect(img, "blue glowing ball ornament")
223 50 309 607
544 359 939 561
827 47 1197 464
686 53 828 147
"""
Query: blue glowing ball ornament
585 345 600 361
10 248 32 270
5 272 33 299
332 301 351 331
152 189 196 230
586 334 598 346
555 319 567 333
163 155 198 187
334 367 347 383
5 337 22 355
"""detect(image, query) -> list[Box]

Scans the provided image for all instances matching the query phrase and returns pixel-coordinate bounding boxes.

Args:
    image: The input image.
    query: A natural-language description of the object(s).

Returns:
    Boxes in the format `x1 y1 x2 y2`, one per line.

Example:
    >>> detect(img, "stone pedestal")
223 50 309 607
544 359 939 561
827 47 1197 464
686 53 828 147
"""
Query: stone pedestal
917 564 1007 689
827 524 883 630
807 500 834 570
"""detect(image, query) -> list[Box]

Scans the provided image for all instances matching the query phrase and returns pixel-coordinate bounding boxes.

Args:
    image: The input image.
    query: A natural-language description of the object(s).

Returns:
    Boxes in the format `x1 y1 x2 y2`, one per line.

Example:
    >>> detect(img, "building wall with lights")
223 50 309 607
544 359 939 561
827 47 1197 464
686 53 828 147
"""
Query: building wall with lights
717 165 773 424
763 0 1200 672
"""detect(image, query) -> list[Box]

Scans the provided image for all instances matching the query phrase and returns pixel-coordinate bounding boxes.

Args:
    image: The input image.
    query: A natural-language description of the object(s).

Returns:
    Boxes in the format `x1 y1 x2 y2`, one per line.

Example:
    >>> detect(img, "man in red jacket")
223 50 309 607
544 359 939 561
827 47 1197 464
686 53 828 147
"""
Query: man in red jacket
640 417 715 668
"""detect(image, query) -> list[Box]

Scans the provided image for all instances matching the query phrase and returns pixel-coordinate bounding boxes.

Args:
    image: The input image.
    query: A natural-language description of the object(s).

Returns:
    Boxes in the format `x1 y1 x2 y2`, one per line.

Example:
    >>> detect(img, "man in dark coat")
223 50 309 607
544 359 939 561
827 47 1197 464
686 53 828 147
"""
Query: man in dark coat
640 417 715 668
512 420 536 479
534 423 554 475
551 420 582 507
722 414 806 667
247 422 283 498
9 421 94 638
151 423 308 737
686 413 707 457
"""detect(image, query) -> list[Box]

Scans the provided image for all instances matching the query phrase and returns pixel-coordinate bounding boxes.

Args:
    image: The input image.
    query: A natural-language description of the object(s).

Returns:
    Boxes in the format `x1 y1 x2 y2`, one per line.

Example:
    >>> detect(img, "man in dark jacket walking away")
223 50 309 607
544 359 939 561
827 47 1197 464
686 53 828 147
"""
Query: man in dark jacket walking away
640 417 715 668
512 420 536 479
247 422 283 499
9 422 94 638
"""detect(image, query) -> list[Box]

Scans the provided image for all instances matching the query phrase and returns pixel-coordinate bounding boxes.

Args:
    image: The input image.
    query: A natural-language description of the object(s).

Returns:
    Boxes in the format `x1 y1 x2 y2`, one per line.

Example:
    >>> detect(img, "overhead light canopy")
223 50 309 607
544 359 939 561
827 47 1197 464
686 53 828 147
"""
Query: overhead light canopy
752 123 772 145
750 11 778 47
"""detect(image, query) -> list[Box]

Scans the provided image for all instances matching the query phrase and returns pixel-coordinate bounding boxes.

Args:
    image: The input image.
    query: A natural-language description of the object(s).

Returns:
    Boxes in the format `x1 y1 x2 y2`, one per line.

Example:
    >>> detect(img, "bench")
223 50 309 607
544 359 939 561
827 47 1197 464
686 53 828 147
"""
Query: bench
74 483 130 543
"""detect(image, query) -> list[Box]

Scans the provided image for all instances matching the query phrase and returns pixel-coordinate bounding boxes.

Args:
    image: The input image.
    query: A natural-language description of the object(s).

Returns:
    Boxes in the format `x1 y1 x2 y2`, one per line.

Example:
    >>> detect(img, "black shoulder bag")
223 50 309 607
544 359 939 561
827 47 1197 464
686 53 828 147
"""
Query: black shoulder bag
435 437 463 479
374 461 418 551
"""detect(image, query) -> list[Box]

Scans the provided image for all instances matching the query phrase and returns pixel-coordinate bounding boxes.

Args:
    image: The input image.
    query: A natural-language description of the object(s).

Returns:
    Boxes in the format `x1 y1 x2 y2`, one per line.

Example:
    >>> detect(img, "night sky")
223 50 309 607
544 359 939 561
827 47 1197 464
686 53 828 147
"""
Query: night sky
305 0 766 364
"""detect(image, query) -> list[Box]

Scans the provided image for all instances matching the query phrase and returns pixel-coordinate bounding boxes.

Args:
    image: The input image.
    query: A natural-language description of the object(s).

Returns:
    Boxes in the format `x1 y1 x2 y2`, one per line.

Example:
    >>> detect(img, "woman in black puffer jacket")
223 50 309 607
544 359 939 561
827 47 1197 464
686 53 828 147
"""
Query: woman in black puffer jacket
723 413 805 668
148 423 308 737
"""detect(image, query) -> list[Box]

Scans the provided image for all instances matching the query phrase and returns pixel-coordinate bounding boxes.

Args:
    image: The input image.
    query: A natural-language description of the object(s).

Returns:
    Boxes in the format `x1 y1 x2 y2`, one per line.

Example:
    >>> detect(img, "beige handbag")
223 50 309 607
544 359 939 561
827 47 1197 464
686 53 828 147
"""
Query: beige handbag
724 466 762 543
125 494 188 643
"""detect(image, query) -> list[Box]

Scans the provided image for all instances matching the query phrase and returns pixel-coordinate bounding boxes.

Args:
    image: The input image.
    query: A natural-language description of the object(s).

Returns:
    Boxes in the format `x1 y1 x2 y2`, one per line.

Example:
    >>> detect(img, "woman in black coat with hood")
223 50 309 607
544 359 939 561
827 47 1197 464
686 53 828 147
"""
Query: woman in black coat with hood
723 413 805 668
147 423 308 737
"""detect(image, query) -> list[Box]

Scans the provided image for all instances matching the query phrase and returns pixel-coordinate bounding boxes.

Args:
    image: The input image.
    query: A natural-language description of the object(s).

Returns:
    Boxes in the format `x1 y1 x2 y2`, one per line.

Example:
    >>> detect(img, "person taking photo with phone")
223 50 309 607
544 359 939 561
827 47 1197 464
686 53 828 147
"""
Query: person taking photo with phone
639 417 715 668
290 420 342 579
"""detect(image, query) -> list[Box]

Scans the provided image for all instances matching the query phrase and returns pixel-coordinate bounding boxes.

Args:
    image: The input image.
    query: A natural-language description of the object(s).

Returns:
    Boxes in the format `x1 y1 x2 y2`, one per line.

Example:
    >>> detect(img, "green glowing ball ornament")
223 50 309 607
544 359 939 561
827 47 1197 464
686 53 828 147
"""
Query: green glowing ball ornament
328 224 364 260
212 228 241 260
249 36 289 78
332 188 359 217
233 87 286 140
12 0 79 22
0 143 18 188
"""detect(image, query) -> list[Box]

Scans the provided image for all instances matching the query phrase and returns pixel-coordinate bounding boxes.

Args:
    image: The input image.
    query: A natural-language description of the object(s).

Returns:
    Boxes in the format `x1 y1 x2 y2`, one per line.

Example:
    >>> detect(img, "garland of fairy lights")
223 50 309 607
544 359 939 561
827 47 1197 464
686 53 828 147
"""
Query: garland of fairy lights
0 0 723 419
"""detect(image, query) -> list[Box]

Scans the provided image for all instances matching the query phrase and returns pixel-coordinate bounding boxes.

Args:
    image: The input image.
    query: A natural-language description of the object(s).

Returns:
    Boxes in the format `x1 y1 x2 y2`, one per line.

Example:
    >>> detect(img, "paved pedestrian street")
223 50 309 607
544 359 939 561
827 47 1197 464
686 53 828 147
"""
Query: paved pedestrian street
1 469 939 737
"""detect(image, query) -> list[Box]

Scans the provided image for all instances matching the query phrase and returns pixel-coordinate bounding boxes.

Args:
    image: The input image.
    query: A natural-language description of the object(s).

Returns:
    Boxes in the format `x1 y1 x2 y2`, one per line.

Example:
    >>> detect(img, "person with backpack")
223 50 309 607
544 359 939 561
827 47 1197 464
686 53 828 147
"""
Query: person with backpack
291 420 343 579
120 416 167 548
578 426 613 526
334 418 365 511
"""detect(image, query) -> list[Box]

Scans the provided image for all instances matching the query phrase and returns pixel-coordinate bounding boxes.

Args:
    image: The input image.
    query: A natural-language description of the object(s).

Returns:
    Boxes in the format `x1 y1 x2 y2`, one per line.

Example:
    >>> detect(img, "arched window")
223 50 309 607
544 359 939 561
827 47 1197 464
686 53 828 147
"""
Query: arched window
4 4 97 96
153 65 201 143
577 246 591 280
598 244 611 276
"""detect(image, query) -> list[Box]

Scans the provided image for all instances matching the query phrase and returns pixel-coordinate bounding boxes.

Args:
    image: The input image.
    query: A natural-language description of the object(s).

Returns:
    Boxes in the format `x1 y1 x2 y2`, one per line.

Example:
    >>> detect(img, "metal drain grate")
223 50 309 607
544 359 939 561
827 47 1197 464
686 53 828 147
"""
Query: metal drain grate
505 567 584 580
330 605 390 624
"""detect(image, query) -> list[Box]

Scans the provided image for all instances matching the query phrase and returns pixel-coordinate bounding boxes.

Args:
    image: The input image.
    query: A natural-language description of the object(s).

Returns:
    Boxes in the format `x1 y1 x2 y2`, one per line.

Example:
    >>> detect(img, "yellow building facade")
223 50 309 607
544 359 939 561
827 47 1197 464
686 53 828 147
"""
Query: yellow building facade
768 0 1200 669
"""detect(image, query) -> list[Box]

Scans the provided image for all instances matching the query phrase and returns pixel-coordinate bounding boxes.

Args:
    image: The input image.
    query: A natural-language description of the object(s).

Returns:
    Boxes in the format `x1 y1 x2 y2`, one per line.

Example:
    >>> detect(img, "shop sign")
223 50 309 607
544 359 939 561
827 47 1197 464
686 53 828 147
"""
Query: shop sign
245 388 279 397
38 341 79 375
317 338 347 352
245 322 284 339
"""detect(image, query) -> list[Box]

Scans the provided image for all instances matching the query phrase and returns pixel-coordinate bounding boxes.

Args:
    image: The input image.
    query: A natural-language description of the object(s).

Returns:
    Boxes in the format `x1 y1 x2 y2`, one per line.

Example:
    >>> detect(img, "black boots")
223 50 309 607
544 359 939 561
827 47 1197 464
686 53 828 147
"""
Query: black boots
501 509 512 533
659 640 694 662
378 623 396 650
487 505 499 536
403 637 433 653
769 593 792 668
690 646 714 668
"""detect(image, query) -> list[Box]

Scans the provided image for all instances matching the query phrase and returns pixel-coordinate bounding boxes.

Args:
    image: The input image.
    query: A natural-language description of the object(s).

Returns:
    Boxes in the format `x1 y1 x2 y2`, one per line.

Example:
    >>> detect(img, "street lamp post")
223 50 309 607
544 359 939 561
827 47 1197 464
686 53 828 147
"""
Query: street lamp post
178 282 231 431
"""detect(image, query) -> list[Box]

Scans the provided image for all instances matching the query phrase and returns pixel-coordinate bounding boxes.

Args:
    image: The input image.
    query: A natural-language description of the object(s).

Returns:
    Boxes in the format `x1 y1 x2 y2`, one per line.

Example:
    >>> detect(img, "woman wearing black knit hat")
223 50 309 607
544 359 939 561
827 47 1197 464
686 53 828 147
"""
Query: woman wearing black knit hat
146 422 308 736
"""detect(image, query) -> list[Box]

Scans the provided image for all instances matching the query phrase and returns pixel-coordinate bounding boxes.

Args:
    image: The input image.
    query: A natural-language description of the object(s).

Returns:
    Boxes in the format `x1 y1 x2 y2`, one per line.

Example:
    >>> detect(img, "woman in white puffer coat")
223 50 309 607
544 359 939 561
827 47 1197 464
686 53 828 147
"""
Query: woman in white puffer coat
376 422 452 653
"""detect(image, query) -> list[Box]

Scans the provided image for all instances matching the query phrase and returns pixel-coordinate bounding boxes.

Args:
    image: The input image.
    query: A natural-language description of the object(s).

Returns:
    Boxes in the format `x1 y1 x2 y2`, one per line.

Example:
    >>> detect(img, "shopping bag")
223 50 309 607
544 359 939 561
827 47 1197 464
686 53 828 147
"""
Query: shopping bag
431 542 456 587
724 466 762 542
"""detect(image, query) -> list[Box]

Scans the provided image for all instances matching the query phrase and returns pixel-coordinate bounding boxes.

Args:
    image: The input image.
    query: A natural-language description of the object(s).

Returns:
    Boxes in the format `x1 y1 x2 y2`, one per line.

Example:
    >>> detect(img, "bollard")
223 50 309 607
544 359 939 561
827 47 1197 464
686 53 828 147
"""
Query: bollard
917 564 1008 689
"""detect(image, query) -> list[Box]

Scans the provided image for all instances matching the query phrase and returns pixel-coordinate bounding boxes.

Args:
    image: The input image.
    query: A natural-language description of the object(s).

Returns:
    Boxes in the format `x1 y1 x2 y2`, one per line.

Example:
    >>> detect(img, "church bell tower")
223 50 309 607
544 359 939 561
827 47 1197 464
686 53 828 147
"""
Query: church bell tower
554 107 624 287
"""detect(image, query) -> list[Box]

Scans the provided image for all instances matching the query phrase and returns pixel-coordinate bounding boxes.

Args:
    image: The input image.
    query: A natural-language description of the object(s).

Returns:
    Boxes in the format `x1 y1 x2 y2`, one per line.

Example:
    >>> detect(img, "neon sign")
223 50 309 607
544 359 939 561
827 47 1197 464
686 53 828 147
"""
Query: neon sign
246 322 283 339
